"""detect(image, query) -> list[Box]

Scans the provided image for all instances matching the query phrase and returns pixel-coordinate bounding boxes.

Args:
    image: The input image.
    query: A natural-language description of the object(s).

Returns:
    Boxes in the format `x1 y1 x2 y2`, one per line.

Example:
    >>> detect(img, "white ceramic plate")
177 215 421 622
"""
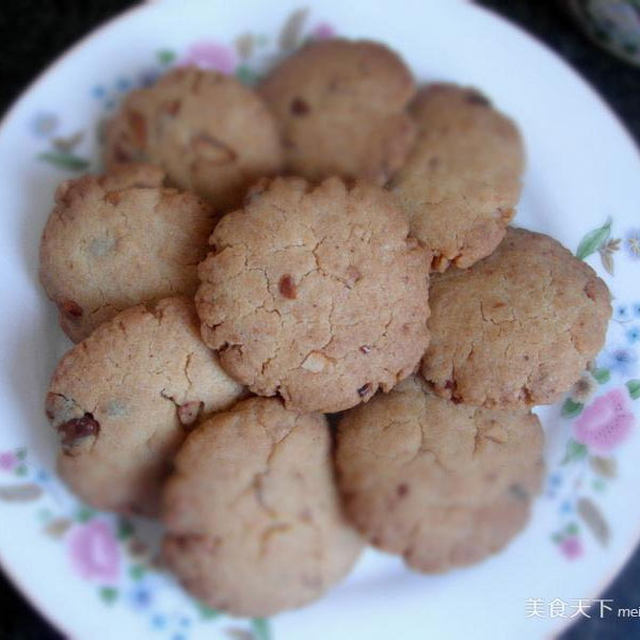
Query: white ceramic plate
1 1 639 639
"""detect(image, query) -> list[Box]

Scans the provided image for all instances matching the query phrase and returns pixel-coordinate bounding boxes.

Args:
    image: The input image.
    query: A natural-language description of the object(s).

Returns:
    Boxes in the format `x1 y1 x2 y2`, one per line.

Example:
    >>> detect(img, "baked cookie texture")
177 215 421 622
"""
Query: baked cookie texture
336 376 544 573
195 176 431 413
162 397 363 616
103 67 283 211
389 83 525 271
39 164 217 342
259 38 416 184
45 297 244 516
421 227 612 407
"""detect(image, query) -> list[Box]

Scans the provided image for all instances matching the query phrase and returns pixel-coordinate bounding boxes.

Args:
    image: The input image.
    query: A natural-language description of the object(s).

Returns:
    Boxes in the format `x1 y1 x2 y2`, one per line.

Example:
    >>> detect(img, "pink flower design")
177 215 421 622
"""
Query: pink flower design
573 388 635 454
178 42 237 74
311 22 336 40
560 535 583 559
68 520 119 584
0 451 17 472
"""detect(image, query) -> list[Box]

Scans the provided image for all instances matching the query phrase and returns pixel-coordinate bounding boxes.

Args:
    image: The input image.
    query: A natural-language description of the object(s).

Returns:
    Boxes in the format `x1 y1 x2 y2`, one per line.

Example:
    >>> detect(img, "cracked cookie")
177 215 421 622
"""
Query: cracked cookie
162 396 363 616
259 38 416 184
39 163 217 342
103 67 283 211
336 376 544 572
421 227 611 407
45 296 244 516
389 83 525 271
195 176 431 413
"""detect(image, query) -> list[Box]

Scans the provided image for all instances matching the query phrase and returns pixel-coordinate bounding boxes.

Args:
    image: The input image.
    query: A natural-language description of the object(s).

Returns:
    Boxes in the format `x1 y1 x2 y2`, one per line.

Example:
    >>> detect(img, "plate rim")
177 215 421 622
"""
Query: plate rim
0 1 639 638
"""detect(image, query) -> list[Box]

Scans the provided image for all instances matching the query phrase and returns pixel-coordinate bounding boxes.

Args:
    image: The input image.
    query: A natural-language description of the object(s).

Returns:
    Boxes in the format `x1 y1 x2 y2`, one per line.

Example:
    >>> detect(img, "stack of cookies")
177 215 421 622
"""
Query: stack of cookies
39 38 611 617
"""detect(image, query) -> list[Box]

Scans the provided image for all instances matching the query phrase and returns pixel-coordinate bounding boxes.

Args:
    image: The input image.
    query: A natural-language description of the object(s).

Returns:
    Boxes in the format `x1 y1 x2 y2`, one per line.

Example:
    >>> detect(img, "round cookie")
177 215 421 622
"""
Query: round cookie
259 38 416 184
104 67 283 211
39 163 217 342
195 176 431 414
45 296 244 516
336 376 544 573
389 83 525 271
421 227 611 407
162 397 363 616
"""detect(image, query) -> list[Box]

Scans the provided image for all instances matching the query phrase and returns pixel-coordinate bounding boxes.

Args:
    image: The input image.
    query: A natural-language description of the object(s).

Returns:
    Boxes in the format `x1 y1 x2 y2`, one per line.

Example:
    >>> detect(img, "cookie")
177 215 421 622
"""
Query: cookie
259 38 416 184
389 84 525 271
104 67 283 211
39 163 217 342
45 297 244 516
336 376 544 573
162 397 363 616
195 176 431 413
421 227 611 407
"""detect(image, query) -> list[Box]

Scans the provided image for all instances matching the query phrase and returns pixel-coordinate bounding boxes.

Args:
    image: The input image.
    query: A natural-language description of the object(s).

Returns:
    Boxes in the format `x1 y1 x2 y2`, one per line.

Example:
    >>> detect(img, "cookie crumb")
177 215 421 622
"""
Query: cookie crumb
357 383 371 397
57 413 100 451
59 299 83 318
278 274 297 299
290 97 310 115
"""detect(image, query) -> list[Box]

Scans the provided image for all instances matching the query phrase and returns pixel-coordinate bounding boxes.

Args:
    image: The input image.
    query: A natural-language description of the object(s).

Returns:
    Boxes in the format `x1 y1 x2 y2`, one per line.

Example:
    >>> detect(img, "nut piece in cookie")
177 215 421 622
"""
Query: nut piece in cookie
162 397 363 616
336 376 544 572
195 176 431 413
390 83 525 271
39 163 218 342
421 227 612 407
45 297 244 516
104 67 283 211
259 38 416 184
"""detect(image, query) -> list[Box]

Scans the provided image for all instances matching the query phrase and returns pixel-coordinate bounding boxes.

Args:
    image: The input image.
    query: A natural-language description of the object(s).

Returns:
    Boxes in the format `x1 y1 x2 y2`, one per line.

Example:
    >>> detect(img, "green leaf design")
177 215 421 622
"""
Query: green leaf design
15 465 27 477
15 448 27 461
76 506 95 522
551 531 564 544
236 65 259 86
577 497 609 546
626 379 640 400
38 151 89 171
592 368 611 384
576 218 611 260
565 521 579 535
128 564 145 581
251 618 271 640
196 601 221 620
157 49 176 65
562 398 584 418
592 478 606 492
99 586 118 605
561 438 588 464
117 518 134 540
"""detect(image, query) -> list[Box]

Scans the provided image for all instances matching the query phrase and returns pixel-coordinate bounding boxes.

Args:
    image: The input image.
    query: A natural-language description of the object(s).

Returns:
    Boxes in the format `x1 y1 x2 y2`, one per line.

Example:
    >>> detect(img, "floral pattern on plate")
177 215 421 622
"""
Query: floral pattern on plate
548 218 640 559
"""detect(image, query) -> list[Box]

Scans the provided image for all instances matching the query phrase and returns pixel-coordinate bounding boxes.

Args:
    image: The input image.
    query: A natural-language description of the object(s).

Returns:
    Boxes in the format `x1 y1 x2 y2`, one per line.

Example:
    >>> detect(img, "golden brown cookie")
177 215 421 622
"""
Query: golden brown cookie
39 164 217 342
421 227 611 407
259 38 416 184
336 376 544 573
195 176 431 413
162 397 363 616
45 297 244 516
104 67 283 211
390 83 525 271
